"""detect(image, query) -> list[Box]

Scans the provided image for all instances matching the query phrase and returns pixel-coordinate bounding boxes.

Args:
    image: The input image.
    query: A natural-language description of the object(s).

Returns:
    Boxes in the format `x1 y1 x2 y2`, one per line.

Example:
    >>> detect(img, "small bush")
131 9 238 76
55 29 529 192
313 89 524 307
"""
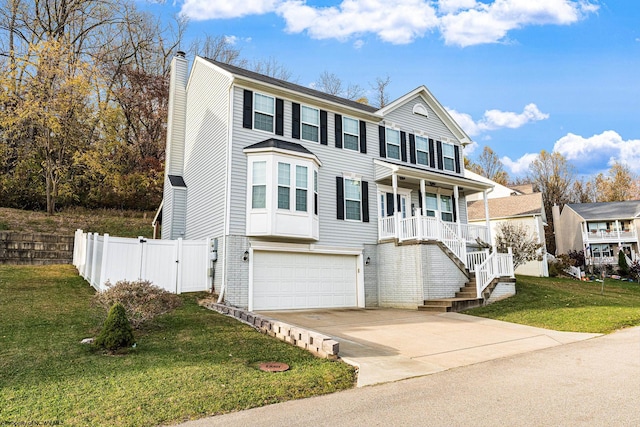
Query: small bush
618 251 630 276
95 302 134 351
567 250 584 267
629 261 640 282
93 280 182 329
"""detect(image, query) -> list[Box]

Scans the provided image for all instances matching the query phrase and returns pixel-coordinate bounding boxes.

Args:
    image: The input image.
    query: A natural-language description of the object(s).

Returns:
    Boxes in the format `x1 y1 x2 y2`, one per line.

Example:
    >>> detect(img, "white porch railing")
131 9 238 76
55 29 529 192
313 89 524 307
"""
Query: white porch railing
583 229 638 243
467 250 488 273
379 214 490 269
565 265 582 279
460 223 490 244
474 248 515 298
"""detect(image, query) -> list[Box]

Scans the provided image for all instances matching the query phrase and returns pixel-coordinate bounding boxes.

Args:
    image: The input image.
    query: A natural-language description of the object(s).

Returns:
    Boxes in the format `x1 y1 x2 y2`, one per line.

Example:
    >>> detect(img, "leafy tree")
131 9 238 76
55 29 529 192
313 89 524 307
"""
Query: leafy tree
467 146 509 185
618 250 630 276
594 163 640 202
495 221 544 270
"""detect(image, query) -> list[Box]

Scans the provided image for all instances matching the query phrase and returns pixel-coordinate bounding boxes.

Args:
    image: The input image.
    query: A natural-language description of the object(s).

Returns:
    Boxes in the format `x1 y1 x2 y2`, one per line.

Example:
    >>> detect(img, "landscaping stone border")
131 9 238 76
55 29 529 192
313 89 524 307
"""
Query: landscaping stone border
200 301 339 359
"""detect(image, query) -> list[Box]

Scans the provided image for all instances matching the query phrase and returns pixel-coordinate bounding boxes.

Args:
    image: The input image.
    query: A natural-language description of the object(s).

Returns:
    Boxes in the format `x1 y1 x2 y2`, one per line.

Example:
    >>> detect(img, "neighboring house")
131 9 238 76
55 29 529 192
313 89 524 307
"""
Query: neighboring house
553 201 640 266
465 170 548 277
154 52 512 311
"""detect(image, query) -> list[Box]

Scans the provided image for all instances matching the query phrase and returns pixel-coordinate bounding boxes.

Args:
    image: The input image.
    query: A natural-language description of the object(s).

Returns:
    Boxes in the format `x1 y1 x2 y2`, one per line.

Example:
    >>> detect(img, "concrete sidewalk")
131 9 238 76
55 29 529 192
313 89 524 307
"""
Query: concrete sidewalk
264 308 601 387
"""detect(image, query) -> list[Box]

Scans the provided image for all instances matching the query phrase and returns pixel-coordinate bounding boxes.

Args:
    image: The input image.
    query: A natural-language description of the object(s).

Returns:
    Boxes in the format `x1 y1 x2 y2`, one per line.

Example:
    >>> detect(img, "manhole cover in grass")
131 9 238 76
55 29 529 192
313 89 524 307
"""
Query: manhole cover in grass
259 362 290 372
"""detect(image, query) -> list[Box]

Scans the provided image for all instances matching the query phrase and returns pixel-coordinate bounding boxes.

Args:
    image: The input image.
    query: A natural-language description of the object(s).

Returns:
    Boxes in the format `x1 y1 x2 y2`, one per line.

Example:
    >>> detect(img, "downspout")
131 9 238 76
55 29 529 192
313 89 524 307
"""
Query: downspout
217 75 235 304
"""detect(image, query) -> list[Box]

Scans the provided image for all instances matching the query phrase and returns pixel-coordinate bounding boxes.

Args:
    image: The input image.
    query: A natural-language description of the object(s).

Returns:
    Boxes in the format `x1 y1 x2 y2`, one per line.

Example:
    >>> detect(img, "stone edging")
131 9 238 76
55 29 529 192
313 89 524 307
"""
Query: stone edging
199 301 339 359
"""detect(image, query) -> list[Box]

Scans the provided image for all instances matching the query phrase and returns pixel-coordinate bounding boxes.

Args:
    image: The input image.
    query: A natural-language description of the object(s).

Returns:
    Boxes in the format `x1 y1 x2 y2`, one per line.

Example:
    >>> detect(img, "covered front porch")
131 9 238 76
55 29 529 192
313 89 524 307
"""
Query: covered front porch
374 159 494 261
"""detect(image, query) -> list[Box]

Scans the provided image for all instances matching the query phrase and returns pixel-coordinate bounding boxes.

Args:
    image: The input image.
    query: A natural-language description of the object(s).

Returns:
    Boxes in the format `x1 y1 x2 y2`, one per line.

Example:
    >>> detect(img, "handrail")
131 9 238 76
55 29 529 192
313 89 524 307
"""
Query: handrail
475 248 514 298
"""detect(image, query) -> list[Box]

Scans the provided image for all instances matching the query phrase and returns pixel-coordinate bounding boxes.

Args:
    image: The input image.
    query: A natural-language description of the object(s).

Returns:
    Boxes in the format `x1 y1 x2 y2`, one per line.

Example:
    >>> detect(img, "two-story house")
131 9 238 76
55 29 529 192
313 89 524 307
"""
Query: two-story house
553 201 640 266
155 52 512 311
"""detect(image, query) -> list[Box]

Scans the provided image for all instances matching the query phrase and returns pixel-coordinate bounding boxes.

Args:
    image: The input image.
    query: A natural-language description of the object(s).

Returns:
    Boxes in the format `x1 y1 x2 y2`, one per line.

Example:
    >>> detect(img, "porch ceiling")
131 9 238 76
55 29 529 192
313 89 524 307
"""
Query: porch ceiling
373 159 492 195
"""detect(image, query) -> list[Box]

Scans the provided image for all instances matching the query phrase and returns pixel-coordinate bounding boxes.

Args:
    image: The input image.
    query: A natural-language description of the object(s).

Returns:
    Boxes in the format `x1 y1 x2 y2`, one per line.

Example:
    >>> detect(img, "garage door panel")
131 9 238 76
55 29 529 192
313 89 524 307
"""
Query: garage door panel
253 251 357 310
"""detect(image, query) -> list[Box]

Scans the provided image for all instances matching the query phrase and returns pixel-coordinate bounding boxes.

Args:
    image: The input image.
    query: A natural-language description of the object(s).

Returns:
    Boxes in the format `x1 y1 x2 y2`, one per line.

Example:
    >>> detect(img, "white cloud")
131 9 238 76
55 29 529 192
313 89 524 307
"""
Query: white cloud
439 0 599 47
501 153 539 175
277 0 439 44
181 0 280 20
447 103 549 137
353 39 365 49
554 131 640 173
179 1 598 47
437 0 478 14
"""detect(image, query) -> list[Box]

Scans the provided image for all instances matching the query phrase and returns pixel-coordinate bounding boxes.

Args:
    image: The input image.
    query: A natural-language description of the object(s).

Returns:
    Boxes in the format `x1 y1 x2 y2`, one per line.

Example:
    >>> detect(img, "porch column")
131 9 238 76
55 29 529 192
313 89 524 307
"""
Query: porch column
420 179 426 216
615 220 621 241
483 189 492 245
392 173 399 239
454 185 462 236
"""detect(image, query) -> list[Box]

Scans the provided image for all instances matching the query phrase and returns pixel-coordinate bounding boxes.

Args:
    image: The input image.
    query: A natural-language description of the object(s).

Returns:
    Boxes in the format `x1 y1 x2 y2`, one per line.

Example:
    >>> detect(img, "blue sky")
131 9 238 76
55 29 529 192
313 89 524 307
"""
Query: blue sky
143 1 640 179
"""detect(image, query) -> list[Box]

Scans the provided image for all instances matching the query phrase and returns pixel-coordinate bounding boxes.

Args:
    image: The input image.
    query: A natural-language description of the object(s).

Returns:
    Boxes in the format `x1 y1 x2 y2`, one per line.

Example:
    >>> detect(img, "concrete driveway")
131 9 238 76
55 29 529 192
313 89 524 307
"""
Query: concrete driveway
264 308 600 387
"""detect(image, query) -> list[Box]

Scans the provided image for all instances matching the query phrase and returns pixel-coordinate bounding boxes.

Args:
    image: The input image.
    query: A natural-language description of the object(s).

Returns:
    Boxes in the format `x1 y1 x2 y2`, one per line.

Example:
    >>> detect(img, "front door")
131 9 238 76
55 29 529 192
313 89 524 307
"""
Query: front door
380 192 409 218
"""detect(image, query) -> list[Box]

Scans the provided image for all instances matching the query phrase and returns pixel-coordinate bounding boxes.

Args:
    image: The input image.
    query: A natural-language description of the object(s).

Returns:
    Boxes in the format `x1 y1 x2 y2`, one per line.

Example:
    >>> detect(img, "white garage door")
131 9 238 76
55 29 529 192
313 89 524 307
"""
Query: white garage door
253 251 358 310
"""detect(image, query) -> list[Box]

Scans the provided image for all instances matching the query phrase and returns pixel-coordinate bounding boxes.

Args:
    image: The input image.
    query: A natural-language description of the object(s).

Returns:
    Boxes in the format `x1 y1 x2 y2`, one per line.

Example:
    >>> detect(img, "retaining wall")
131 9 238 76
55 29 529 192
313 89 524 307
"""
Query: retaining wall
0 232 73 265
200 301 340 360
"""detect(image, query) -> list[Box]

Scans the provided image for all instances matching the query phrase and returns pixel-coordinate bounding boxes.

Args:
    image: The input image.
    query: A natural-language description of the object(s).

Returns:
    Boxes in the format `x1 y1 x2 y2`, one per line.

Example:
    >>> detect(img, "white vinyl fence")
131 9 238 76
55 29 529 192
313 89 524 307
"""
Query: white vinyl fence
73 229 210 293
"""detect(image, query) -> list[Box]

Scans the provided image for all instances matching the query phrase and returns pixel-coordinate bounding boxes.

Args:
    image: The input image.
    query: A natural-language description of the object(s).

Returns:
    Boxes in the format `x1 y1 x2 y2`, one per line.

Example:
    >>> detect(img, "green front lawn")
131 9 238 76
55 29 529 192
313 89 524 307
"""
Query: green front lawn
465 275 640 333
0 265 355 427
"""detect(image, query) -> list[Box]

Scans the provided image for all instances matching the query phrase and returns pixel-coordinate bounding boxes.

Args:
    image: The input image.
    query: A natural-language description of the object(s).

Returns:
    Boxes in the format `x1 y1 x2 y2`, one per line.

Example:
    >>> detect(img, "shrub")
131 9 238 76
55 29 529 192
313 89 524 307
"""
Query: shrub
618 251 630 276
95 302 134 351
567 250 585 267
629 261 640 282
93 280 182 329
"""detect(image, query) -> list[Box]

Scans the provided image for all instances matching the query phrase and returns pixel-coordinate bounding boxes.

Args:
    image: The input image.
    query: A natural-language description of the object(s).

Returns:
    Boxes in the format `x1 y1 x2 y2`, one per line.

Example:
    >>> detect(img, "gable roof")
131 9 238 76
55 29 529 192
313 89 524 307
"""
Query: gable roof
467 192 544 221
566 201 640 220
204 58 378 114
377 86 472 146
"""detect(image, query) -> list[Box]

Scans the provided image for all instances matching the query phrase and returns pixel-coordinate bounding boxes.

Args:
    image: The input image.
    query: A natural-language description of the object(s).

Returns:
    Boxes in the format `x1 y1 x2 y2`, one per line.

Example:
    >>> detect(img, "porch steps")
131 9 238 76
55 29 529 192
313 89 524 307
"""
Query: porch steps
418 276 516 313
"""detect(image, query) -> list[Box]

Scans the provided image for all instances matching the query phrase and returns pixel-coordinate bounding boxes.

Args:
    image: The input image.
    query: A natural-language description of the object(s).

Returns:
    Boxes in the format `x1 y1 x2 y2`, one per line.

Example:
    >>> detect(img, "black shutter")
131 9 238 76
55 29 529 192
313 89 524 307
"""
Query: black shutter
386 193 394 216
397 194 402 213
242 90 253 129
292 103 300 139
275 98 284 136
362 181 369 223
378 126 386 158
437 140 444 170
428 139 435 168
359 121 367 154
336 177 344 220
418 192 423 209
400 131 407 162
454 145 461 173
409 134 416 164
452 197 457 222
335 114 343 148
320 110 328 145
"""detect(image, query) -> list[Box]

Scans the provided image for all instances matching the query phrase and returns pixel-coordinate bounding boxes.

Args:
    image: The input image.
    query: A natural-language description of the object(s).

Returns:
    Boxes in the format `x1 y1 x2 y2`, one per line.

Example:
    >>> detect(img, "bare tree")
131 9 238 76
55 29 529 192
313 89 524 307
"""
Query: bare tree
189 34 246 67
528 150 575 255
467 146 509 185
251 56 296 82
315 70 364 100
370 74 391 108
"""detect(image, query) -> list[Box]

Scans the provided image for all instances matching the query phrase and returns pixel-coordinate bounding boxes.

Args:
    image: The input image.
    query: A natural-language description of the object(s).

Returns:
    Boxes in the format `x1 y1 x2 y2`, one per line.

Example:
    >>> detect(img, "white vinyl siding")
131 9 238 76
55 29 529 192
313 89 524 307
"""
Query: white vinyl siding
183 59 231 240
228 87 378 247
301 105 319 142
343 117 359 151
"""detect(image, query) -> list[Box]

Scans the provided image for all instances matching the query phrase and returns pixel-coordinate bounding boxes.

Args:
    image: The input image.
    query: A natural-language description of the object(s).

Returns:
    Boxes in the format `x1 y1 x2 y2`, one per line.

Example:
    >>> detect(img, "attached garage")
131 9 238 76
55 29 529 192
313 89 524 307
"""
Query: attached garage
251 251 359 310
